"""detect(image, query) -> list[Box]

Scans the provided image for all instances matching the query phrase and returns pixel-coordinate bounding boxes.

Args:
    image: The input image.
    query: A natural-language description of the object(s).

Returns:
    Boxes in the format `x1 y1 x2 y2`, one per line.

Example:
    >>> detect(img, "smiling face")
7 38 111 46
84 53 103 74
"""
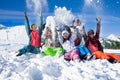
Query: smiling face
63 33 69 39
62 30 70 39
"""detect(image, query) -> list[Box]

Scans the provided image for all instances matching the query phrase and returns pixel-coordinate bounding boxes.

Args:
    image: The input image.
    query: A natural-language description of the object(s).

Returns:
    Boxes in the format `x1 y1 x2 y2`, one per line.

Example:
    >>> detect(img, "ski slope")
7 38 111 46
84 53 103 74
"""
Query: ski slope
0 25 120 80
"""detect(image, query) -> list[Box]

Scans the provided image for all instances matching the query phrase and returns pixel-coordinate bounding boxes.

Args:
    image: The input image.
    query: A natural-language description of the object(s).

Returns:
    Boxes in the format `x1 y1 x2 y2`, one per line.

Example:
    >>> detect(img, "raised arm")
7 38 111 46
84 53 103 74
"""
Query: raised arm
82 26 87 41
56 26 64 44
95 17 101 39
24 12 30 37
38 12 43 37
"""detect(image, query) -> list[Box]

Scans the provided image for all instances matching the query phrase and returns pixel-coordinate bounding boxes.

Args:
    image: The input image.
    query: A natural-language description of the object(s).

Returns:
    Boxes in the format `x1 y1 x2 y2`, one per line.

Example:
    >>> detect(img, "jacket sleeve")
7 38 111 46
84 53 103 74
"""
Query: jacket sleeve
82 26 87 42
38 12 43 37
70 28 77 42
24 15 30 38
57 31 63 44
95 22 100 39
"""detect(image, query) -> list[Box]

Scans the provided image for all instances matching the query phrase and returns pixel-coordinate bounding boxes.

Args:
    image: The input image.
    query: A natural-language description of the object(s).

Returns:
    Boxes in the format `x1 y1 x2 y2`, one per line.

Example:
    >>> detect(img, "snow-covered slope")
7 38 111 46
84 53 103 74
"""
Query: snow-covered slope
0 25 28 44
0 25 120 80
0 52 120 80
0 25 28 52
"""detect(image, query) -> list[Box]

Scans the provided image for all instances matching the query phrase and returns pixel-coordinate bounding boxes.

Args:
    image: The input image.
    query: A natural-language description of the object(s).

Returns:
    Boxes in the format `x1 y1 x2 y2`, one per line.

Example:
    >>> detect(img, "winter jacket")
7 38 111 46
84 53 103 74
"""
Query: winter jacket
57 28 77 53
84 23 103 53
30 30 41 47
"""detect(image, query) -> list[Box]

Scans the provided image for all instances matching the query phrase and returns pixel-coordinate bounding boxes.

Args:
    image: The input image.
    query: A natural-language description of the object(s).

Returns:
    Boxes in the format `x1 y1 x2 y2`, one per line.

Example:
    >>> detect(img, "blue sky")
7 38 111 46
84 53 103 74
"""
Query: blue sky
0 0 120 37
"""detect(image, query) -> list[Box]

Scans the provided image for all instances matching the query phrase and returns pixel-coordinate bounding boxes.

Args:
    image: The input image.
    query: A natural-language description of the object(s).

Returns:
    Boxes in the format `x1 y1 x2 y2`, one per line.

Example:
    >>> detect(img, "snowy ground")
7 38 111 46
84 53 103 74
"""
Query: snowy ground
0 26 120 80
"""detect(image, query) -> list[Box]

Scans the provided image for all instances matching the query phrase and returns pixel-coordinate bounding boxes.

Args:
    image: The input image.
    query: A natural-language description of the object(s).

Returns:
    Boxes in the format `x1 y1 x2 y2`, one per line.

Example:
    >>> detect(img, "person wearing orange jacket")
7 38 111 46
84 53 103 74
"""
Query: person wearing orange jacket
16 12 42 56
83 17 120 63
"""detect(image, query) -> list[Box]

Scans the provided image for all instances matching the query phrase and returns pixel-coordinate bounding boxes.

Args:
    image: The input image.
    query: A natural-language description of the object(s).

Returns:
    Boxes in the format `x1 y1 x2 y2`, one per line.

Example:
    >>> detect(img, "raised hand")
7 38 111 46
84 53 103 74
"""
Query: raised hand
39 12 42 17
24 11 27 17
96 17 101 23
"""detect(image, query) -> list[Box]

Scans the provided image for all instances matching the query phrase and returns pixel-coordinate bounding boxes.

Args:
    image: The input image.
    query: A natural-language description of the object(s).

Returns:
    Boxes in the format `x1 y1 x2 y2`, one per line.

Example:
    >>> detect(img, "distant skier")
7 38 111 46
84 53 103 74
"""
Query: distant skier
83 17 120 63
16 12 42 56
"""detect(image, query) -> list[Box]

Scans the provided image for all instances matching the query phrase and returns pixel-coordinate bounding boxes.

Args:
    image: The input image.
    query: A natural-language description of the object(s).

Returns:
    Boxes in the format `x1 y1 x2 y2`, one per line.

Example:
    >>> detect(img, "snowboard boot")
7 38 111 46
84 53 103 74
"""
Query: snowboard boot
108 58 119 64
83 54 96 61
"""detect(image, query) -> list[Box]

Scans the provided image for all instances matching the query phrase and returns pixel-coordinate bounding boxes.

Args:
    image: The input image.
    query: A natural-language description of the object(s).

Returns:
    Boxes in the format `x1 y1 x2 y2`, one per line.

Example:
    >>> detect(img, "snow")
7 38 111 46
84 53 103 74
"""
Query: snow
54 6 75 26
104 49 120 54
0 25 120 80
106 34 120 42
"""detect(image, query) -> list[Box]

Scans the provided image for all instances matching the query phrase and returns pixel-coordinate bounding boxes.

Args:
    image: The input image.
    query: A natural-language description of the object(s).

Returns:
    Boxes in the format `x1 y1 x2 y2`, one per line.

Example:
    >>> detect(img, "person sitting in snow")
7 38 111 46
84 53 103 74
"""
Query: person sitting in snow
41 25 63 57
57 24 93 61
83 17 120 63
70 20 94 60
57 27 80 61
16 12 42 56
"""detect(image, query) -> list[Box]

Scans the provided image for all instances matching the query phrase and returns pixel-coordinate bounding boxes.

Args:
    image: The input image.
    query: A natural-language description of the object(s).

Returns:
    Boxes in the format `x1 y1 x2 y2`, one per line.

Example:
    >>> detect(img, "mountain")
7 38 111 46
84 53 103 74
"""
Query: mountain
100 34 120 49
106 34 120 42
0 24 7 29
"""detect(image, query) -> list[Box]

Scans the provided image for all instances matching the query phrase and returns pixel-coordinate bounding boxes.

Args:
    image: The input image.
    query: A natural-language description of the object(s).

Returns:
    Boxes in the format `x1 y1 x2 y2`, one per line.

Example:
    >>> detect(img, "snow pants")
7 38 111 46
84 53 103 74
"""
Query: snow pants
77 46 91 59
19 45 40 55
64 49 80 61
93 51 120 62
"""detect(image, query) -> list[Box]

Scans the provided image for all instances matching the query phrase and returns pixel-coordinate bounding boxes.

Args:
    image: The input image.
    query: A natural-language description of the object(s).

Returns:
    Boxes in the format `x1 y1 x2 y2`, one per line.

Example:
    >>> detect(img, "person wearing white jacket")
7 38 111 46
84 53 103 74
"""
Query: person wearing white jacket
57 26 80 61
57 22 94 61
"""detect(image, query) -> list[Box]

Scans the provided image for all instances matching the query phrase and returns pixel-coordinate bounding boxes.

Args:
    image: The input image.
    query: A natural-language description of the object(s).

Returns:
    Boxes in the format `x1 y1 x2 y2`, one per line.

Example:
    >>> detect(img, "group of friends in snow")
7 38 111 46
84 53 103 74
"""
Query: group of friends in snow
16 12 120 63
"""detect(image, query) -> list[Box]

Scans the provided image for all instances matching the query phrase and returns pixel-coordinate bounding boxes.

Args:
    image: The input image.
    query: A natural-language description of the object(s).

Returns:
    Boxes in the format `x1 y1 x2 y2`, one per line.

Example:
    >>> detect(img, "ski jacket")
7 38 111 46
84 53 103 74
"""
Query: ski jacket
30 30 41 47
57 29 77 53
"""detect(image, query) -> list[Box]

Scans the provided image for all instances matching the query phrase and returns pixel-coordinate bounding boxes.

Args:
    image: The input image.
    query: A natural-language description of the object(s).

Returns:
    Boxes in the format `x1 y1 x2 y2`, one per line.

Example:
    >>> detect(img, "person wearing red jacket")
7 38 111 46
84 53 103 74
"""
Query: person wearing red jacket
83 17 120 63
16 12 42 56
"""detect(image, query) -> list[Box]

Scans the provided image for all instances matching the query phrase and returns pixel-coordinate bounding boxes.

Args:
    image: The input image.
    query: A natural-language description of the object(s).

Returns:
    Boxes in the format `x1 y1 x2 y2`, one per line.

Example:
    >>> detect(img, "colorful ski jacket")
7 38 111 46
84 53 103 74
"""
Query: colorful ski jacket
30 30 41 47
57 28 77 53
